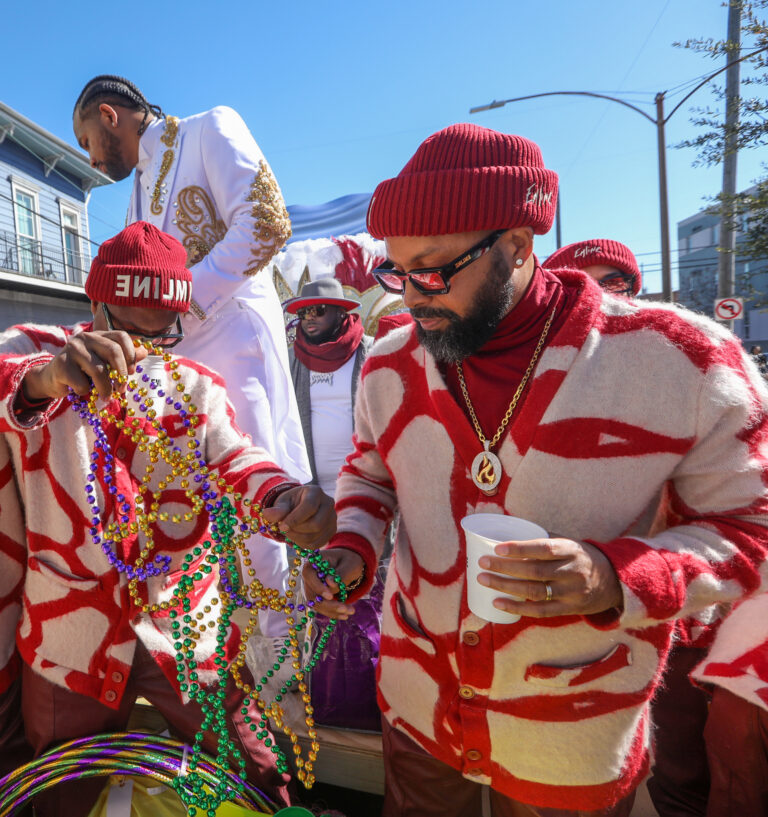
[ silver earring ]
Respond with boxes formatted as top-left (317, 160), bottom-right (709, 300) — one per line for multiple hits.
top-left (515, 258), bottom-right (524, 267)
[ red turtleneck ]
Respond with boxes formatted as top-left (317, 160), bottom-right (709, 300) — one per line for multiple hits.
top-left (441, 264), bottom-right (576, 439)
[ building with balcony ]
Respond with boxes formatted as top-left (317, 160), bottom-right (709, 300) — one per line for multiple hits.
top-left (677, 187), bottom-right (768, 346)
top-left (0, 101), bottom-right (110, 329)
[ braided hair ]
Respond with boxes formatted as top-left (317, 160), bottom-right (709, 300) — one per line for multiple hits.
top-left (74, 75), bottom-right (164, 135)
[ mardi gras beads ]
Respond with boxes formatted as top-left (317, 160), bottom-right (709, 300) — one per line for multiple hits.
top-left (0, 733), bottom-right (277, 817)
top-left (65, 341), bottom-right (347, 814)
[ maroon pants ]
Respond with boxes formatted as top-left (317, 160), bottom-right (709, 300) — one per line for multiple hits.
top-left (704, 686), bottom-right (768, 817)
top-left (381, 719), bottom-right (635, 817)
top-left (0, 675), bottom-right (33, 780)
top-left (20, 643), bottom-right (292, 817)
top-left (647, 645), bottom-right (711, 817)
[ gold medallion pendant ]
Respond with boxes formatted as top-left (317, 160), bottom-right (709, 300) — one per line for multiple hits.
top-left (457, 307), bottom-right (556, 498)
top-left (471, 441), bottom-right (502, 495)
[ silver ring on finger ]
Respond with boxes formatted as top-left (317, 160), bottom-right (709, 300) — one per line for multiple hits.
top-left (544, 582), bottom-right (553, 603)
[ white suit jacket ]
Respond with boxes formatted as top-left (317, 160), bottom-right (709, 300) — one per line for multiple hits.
top-left (126, 107), bottom-right (310, 482)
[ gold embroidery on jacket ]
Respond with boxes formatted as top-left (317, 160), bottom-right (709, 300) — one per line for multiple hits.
top-left (188, 300), bottom-right (207, 321)
top-left (244, 161), bottom-right (292, 276)
top-left (174, 186), bottom-right (227, 266)
top-left (150, 116), bottom-right (179, 216)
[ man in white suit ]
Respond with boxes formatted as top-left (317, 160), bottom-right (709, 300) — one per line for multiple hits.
top-left (73, 75), bottom-right (311, 640)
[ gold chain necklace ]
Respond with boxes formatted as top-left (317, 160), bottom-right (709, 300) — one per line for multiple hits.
top-left (456, 307), bottom-right (556, 495)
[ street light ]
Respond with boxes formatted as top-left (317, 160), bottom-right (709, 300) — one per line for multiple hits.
top-left (469, 46), bottom-right (768, 301)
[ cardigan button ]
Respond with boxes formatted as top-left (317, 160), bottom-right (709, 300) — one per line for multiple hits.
top-left (462, 631), bottom-right (480, 646)
top-left (104, 689), bottom-right (117, 703)
top-left (466, 749), bottom-right (482, 762)
top-left (111, 671), bottom-right (124, 684)
top-left (116, 447), bottom-right (127, 459)
top-left (458, 686), bottom-right (476, 700)
top-left (466, 768), bottom-right (483, 777)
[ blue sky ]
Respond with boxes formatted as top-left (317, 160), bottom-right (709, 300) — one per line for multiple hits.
top-left (3, 0), bottom-right (764, 293)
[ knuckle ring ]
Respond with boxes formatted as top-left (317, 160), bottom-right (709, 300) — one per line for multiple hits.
top-left (544, 582), bottom-right (553, 602)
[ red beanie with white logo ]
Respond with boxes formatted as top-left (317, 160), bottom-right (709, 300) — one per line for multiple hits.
top-left (367, 123), bottom-right (558, 238)
top-left (85, 221), bottom-right (192, 312)
top-left (543, 239), bottom-right (641, 295)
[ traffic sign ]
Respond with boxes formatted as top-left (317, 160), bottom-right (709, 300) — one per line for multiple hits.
top-left (714, 297), bottom-right (744, 321)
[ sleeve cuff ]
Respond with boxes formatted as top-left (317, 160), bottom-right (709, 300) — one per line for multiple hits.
top-left (325, 532), bottom-right (378, 602)
top-left (6, 355), bottom-right (60, 430)
top-left (13, 388), bottom-right (54, 417)
top-left (587, 537), bottom-right (680, 629)
top-left (260, 481), bottom-right (301, 509)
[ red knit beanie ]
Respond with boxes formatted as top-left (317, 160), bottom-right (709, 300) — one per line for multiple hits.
top-left (543, 239), bottom-right (641, 296)
top-left (85, 221), bottom-right (192, 312)
top-left (367, 123), bottom-right (558, 238)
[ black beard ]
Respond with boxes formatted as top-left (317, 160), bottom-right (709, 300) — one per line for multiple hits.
top-left (102, 129), bottom-right (133, 181)
top-left (412, 252), bottom-right (515, 364)
top-left (302, 321), bottom-right (342, 345)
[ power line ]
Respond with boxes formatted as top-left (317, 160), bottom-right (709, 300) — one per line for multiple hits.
top-left (2, 125), bottom-right (124, 240)
top-left (3, 127), bottom-right (104, 202)
top-left (1, 127), bottom-right (124, 244)
top-left (562, 0), bottom-right (672, 177)
top-left (0, 189), bottom-right (99, 248)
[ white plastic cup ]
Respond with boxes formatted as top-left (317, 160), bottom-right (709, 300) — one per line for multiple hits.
top-left (461, 513), bottom-right (548, 624)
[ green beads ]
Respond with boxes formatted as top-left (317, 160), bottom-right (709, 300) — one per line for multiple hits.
top-left (159, 495), bottom-right (347, 814)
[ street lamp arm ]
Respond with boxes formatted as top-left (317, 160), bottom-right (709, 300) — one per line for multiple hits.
top-left (469, 90), bottom-right (657, 124)
top-left (665, 44), bottom-right (768, 123)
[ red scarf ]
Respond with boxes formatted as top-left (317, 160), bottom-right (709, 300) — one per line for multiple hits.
top-left (293, 312), bottom-right (365, 373)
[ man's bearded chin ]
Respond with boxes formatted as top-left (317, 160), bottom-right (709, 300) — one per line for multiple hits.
top-left (302, 316), bottom-right (344, 345)
top-left (412, 254), bottom-right (515, 364)
top-left (102, 130), bottom-right (134, 181)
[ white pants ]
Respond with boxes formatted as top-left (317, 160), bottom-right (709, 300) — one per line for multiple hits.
top-left (177, 280), bottom-right (310, 636)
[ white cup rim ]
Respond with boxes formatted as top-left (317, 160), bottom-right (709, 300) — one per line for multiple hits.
top-left (461, 512), bottom-right (547, 544)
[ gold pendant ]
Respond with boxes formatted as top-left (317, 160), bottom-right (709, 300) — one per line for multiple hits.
top-left (471, 441), bottom-right (502, 495)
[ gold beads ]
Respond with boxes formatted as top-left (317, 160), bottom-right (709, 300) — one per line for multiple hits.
top-left (90, 342), bottom-right (321, 789)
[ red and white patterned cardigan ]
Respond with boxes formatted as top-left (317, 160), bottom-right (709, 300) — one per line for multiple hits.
top-left (0, 322), bottom-right (291, 709)
top-left (327, 271), bottom-right (768, 811)
top-left (693, 591), bottom-right (768, 711)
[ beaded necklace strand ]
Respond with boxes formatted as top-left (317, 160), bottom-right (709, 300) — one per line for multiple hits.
top-left (61, 340), bottom-right (346, 815)
top-left (0, 733), bottom-right (277, 816)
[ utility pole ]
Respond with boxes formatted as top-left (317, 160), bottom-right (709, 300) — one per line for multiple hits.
top-left (718, 0), bottom-right (743, 302)
top-left (469, 41), bottom-right (768, 301)
top-left (656, 92), bottom-right (672, 301)
top-left (555, 193), bottom-right (562, 249)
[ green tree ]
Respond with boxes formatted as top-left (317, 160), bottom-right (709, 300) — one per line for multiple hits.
top-left (676, 1), bottom-right (768, 301)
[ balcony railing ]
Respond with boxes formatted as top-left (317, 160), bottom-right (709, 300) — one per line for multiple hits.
top-left (0, 229), bottom-right (88, 287)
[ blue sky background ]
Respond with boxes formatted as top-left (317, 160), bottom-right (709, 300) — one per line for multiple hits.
top-left (2, 0), bottom-right (764, 293)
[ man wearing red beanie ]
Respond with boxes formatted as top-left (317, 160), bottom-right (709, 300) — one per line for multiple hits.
top-left (303, 123), bottom-right (768, 816)
top-left (0, 222), bottom-right (335, 817)
top-left (543, 239), bottom-right (641, 296)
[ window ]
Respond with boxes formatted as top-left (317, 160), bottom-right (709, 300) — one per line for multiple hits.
top-left (739, 212), bottom-right (750, 234)
top-left (60, 205), bottom-right (83, 284)
top-left (688, 269), bottom-right (702, 292)
top-left (12, 182), bottom-right (41, 277)
top-left (689, 226), bottom-right (712, 251)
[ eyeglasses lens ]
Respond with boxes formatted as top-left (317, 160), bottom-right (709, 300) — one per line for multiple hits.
top-left (376, 273), bottom-right (407, 293)
top-left (298, 305), bottom-right (328, 320)
top-left (374, 269), bottom-right (446, 294)
top-left (600, 274), bottom-right (635, 294)
top-left (410, 271), bottom-right (446, 291)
